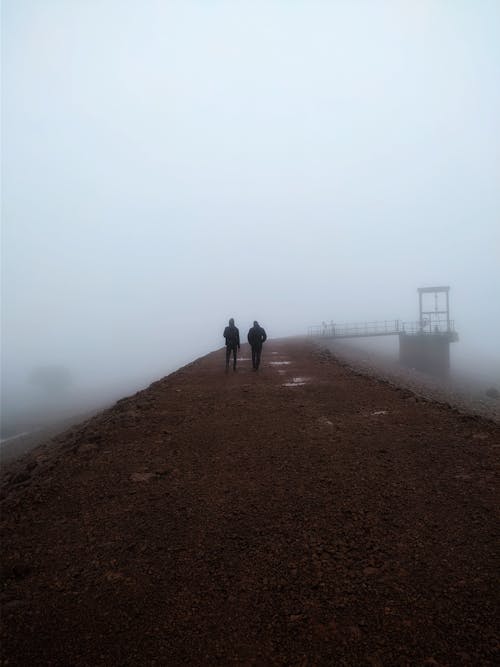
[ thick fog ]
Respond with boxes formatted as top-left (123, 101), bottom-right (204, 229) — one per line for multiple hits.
top-left (1, 1), bottom-right (499, 435)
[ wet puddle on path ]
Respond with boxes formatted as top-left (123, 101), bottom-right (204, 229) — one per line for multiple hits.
top-left (283, 377), bottom-right (309, 387)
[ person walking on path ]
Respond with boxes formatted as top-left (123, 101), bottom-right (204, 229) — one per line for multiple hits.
top-left (223, 318), bottom-right (240, 372)
top-left (247, 320), bottom-right (267, 371)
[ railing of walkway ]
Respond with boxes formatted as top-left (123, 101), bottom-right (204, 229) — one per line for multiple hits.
top-left (308, 319), bottom-right (457, 339)
top-left (308, 320), bottom-right (401, 338)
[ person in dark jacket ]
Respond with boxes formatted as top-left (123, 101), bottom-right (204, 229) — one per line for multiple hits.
top-left (247, 320), bottom-right (267, 370)
top-left (223, 318), bottom-right (240, 372)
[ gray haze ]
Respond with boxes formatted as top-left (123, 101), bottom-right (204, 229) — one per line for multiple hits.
top-left (1, 1), bottom-right (499, 433)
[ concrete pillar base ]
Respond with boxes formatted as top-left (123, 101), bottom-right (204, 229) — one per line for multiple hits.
top-left (399, 333), bottom-right (451, 378)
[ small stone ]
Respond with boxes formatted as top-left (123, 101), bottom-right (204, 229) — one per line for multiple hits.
top-left (79, 443), bottom-right (98, 454)
top-left (11, 471), bottom-right (30, 485)
top-left (130, 472), bottom-right (155, 482)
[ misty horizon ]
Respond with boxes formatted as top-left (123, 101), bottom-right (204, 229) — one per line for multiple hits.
top-left (1, 1), bottom-right (499, 435)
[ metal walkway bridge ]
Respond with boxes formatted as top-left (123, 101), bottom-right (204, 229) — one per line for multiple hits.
top-left (307, 287), bottom-right (459, 377)
top-left (308, 319), bottom-right (457, 340)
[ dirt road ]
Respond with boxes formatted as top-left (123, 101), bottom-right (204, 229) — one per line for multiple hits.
top-left (1, 339), bottom-right (498, 666)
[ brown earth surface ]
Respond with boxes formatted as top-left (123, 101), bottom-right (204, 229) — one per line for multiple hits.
top-left (1, 338), bottom-right (499, 666)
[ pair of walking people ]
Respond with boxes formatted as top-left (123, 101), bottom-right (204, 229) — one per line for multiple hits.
top-left (223, 318), bottom-right (267, 372)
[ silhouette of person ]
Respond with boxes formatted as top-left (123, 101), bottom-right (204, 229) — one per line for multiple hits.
top-left (223, 318), bottom-right (240, 372)
top-left (247, 320), bottom-right (267, 370)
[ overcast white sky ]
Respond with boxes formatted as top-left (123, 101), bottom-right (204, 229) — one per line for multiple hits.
top-left (1, 0), bottom-right (499, 422)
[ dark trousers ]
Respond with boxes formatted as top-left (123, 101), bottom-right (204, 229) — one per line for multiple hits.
top-left (226, 345), bottom-right (237, 370)
top-left (251, 346), bottom-right (262, 370)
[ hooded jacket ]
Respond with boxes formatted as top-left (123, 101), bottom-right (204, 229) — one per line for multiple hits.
top-left (223, 325), bottom-right (240, 348)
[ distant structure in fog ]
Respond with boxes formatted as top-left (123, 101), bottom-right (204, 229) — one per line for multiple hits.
top-left (28, 365), bottom-right (73, 394)
top-left (308, 286), bottom-right (459, 377)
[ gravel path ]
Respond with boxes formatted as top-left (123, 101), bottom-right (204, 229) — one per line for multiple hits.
top-left (1, 339), bottom-right (499, 666)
